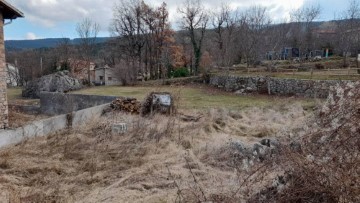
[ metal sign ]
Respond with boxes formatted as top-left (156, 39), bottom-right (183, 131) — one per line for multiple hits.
top-left (153, 94), bottom-right (172, 106)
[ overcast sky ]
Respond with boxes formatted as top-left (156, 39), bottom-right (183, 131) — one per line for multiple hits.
top-left (4, 0), bottom-right (350, 40)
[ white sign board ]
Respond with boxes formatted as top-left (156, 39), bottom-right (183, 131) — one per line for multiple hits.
top-left (153, 94), bottom-right (172, 106)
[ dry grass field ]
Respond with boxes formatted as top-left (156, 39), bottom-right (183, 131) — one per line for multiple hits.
top-left (0, 103), bottom-right (311, 202)
top-left (2, 81), bottom-right (357, 202)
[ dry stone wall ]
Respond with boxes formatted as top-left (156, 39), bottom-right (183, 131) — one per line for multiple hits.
top-left (0, 13), bottom-right (8, 129)
top-left (209, 75), bottom-right (350, 98)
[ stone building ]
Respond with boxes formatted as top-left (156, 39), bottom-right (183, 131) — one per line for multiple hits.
top-left (0, 1), bottom-right (23, 128)
top-left (94, 65), bottom-right (122, 86)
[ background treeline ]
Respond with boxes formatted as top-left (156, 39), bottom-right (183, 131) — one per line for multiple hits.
top-left (5, 0), bottom-right (360, 85)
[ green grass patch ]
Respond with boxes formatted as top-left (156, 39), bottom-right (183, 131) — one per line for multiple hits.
top-left (73, 85), bottom-right (316, 110)
top-left (7, 87), bottom-right (22, 101)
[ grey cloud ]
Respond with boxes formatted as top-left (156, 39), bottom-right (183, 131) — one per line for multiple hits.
top-left (8, 0), bottom-right (116, 29)
top-left (7, 0), bottom-right (304, 30)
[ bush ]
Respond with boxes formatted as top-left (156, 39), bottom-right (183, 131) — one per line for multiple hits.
top-left (315, 63), bottom-right (325, 69)
top-left (297, 66), bottom-right (310, 72)
top-left (172, 67), bottom-right (190, 78)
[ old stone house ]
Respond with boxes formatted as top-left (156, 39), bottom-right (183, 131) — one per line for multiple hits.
top-left (94, 65), bottom-right (121, 86)
top-left (0, 0), bottom-right (23, 129)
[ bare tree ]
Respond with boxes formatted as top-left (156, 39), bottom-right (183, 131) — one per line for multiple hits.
top-left (111, 0), bottom-right (146, 83)
top-left (178, 0), bottom-right (209, 75)
top-left (56, 38), bottom-right (73, 71)
top-left (211, 3), bottom-right (237, 68)
top-left (290, 4), bottom-right (321, 60)
top-left (336, 0), bottom-right (360, 68)
top-left (76, 18), bottom-right (99, 84)
top-left (237, 6), bottom-right (271, 67)
top-left (111, 0), bottom-right (175, 82)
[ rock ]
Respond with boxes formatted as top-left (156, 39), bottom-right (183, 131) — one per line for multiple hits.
top-left (260, 139), bottom-right (271, 147)
top-left (235, 89), bottom-right (246, 95)
top-left (260, 138), bottom-right (279, 148)
top-left (290, 141), bottom-right (302, 152)
top-left (230, 141), bottom-right (246, 153)
top-left (112, 123), bottom-right (128, 134)
top-left (252, 143), bottom-right (267, 161)
top-left (22, 71), bottom-right (82, 98)
top-left (246, 87), bottom-right (255, 92)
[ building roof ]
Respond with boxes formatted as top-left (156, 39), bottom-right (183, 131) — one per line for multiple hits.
top-left (0, 0), bottom-right (24, 19)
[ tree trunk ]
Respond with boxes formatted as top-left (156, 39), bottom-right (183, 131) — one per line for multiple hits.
top-left (194, 48), bottom-right (201, 76)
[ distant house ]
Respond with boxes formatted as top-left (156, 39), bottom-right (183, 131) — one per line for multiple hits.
top-left (6, 63), bottom-right (19, 86)
top-left (0, 0), bottom-right (24, 129)
top-left (94, 65), bottom-right (121, 86)
top-left (58, 59), bottom-right (96, 82)
top-left (280, 47), bottom-right (300, 60)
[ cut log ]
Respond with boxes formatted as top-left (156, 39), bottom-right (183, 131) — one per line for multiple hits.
top-left (110, 97), bottom-right (141, 114)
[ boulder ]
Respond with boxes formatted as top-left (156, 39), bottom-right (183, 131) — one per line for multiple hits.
top-left (22, 71), bottom-right (82, 98)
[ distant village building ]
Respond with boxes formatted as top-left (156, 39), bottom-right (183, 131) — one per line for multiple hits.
top-left (94, 65), bottom-right (121, 86)
top-left (0, 0), bottom-right (23, 129)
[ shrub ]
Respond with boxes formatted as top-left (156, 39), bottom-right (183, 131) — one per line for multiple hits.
top-left (315, 63), bottom-right (325, 69)
top-left (297, 66), bottom-right (310, 72)
top-left (172, 67), bottom-right (190, 78)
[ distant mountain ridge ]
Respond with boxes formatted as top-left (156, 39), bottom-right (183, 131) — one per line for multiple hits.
top-left (4, 20), bottom-right (350, 51)
top-left (5, 37), bottom-right (111, 51)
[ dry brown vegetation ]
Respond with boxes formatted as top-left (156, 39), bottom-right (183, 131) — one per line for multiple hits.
top-left (171, 83), bottom-right (360, 203)
top-left (8, 110), bottom-right (48, 129)
top-left (244, 82), bottom-right (360, 203)
top-left (0, 101), bottom-right (310, 202)
top-left (1, 82), bottom-right (359, 203)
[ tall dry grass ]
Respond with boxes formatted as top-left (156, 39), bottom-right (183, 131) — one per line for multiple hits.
top-left (172, 83), bottom-right (359, 203)
top-left (0, 96), bottom-right (317, 202)
top-left (244, 82), bottom-right (360, 203)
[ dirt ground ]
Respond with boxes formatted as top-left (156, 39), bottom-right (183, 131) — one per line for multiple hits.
top-left (0, 102), bottom-right (312, 202)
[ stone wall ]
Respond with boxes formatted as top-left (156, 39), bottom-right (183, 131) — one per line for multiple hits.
top-left (40, 92), bottom-right (118, 115)
top-left (209, 75), bottom-right (350, 98)
top-left (0, 103), bottom-right (109, 148)
top-left (0, 13), bottom-right (8, 129)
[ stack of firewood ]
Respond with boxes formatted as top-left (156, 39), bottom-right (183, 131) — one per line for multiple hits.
top-left (110, 98), bottom-right (141, 114)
